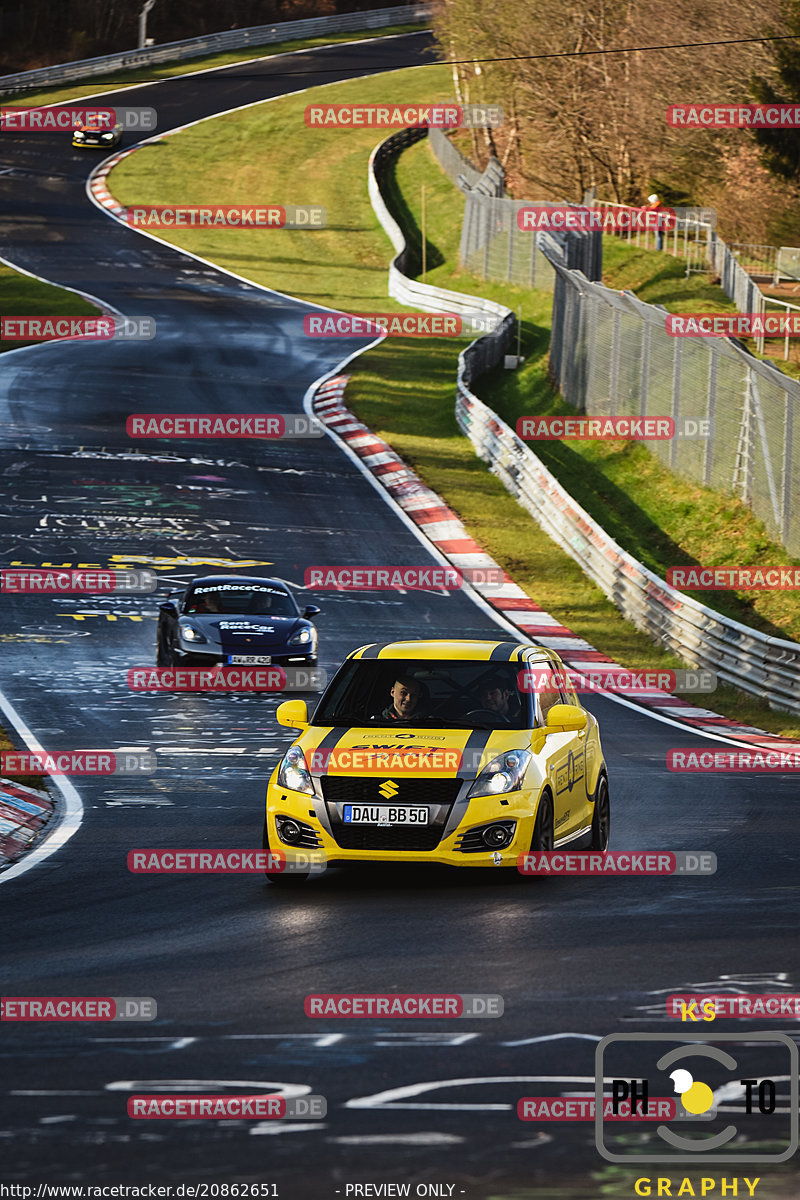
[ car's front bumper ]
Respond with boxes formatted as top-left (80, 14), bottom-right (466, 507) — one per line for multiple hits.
top-left (174, 646), bottom-right (317, 667)
top-left (265, 783), bottom-right (541, 869)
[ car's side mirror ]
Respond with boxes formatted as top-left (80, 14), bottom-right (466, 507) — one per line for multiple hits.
top-left (277, 699), bottom-right (309, 729)
top-left (545, 703), bottom-right (587, 733)
top-left (303, 605), bottom-right (321, 618)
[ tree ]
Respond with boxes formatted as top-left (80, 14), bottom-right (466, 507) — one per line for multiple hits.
top-left (750, 0), bottom-right (800, 180)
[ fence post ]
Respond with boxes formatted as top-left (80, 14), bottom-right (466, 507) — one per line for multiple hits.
top-left (704, 349), bottom-right (717, 486)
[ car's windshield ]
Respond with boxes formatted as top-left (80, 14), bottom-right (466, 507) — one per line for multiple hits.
top-left (183, 583), bottom-right (297, 617)
top-left (313, 659), bottom-right (535, 729)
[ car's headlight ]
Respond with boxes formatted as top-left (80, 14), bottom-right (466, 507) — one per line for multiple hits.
top-left (73, 133), bottom-right (84, 140)
top-left (276, 745), bottom-right (314, 795)
top-left (101, 132), bottom-right (114, 140)
top-left (288, 627), bottom-right (312, 646)
top-left (467, 749), bottom-right (532, 799)
top-left (180, 624), bottom-right (207, 643)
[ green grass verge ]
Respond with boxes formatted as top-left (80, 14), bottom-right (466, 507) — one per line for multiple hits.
top-left (107, 67), bottom-right (800, 737)
top-left (0, 263), bottom-right (103, 353)
top-left (2, 25), bottom-right (429, 109)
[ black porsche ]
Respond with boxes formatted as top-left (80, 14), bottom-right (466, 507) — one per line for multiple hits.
top-left (156, 575), bottom-right (320, 668)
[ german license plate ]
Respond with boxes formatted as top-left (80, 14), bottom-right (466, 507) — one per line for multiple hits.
top-left (343, 805), bottom-right (428, 825)
top-left (228, 654), bottom-right (272, 665)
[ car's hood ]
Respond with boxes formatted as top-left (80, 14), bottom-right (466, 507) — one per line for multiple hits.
top-left (180, 614), bottom-right (303, 647)
top-left (296, 726), bottom-right (534, 780)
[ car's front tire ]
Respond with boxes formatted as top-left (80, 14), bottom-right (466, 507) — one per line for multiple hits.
top-left (156, 624), bottom-right (176, 667)
top-left (589, 773), bottom-right (611, 850)
top-left (531, 790), bottom-right (554, 852)
top-left (262, 818), bottom-right (309, 886)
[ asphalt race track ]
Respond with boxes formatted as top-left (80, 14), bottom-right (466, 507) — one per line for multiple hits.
top-left (1, 29), bottom-right (799, 1198)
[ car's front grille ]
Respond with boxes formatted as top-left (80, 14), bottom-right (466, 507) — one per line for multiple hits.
top-left (321, 777), bottom-right (461, 807)
top-left (321, 776), bottom-right (462, 852)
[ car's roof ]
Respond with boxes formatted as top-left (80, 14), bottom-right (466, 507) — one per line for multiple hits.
top-left (187, 575), bottom-right (290, 590)
top-left (347, 639), bottom-right (555, 662)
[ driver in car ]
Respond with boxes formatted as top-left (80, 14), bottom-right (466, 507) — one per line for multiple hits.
top-left (379, 674), bottom-right (427, 722)
top-left (478, 674), bottom-right (520, 721)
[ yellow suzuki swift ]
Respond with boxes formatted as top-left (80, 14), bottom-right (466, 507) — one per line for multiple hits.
top-left (263, 639), bottom-right (610, 883)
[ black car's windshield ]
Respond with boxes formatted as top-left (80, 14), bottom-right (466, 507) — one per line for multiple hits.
top-left (313, 659), bottom-right (533, 729)
top-left (183, 583), bottom-right (297, 617)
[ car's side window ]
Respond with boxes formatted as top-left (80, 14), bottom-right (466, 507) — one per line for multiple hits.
top-left (533, 662), bottom-right (563, 726)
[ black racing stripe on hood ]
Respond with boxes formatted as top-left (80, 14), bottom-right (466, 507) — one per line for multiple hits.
top-left (307, 726), bottom-right (349, 778)
top-left (457, 728), bottom-right (493, 780)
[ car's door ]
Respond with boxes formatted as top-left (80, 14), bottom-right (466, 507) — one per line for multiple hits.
top-left (529, 659), bottom-right (589, 841)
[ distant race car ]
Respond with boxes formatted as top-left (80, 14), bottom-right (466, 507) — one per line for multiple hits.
top-left (156, 575), bottom-right (320, 668)
top-left (72, 120), bottom-right (123, 150)
top-left (263, 637), bottom-right (610, 884)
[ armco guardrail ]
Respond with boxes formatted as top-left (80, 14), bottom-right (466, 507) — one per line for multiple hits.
top-left (0, 5), bottom-right (431, 95)
top-left (368, 128), bottom-right (514, 352)
top-left (455, 388), bottom-right (800, 717)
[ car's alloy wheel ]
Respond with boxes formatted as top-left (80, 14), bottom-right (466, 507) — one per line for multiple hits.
top-left (531, 791), bottom-right (554, 852)
top-left (589, 774), bottom-right (610, 850)
top-left (262, 818), bottom-right (309, 886)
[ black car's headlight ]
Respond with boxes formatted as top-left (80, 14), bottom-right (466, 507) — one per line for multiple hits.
top-left (101, 132), bottom-right (114, 140)
top-left (467, 750), bottom-right (532, 799)
top-left (276, 746), bottom-right (314, 795)
top-left (73, 132), bottom-right (84, 140)
top-left (288, 627), bottom-right (312, 646)
top-left (180, 623), bottom-right (207, 644)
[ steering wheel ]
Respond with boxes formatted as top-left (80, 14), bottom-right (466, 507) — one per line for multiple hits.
top-left (465, 707), bottom-right (511, 725)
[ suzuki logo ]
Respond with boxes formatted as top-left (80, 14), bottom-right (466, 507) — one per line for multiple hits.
top-left (378, 780), bottom-right (399, 799)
